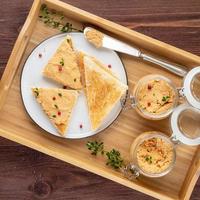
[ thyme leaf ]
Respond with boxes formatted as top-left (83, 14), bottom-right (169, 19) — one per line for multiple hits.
top-left (33, 88), bottom-right (39, 97)
top-left (145, 155), bottom-right (153, 164)
top-left (162, 96), bottom-right (170, 102)
top-left (60, 58), bottom-right (64, 66)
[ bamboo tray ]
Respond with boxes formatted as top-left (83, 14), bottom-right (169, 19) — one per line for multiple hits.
top-left (1, 0), bottom-right (200, 199)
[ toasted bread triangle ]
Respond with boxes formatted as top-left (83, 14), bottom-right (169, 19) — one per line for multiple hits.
top-left (83, 55), bottom-right (128, 130)
top-left (43, 36), bottom-right (82, 89)
top-left (76, 51), bottom-right (119, 87)
top-left (32, 88), bottom-right (78, 136)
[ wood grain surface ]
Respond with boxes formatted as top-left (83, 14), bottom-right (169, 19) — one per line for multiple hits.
top-left (0, 0), bottom-right (200, 199)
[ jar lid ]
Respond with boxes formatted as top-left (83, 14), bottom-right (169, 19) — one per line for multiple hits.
top-left (171, 103), bottom-right (200, 145)
top-left (184, 67), bottom-right (200, 110)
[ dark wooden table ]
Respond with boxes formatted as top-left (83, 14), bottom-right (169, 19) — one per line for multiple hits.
top-left (1, 0), bottom-right (200, 199)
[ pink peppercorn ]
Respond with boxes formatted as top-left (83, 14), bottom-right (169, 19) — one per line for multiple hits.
top-left (147, 84), bottom-right (152, 90)
top-left (58, 66), bottom-right (62, 72)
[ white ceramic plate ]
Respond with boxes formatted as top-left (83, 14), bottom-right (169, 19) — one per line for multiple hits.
top-left (21, 33), bottom-right (128, 139)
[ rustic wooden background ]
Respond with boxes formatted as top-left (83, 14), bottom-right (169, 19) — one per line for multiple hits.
top-left (1, 0), bottom-right (200, 199)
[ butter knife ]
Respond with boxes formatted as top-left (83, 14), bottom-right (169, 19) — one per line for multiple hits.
top-left (84, 27), bottom-right (187, 77)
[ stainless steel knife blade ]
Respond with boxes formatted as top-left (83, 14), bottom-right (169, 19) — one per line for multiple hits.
top-left (102, 35), bottom-right (141, 57)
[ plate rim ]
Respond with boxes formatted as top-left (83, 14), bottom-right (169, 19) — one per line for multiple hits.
top-left (20, 32), bottom-right (129, 139)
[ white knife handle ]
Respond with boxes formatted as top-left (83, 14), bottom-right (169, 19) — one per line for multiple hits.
top-left (140, 53), bottom-right (187, 77)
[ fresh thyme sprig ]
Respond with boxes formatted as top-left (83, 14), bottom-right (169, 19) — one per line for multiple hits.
top-left (106, 149), bottom-right (124, 169)
top-left (39, 4), bottom-right (83, 33)
top-left (86, 141), bottom-right (124, 169)
top-left (86, 141), bottom-right (104, 155)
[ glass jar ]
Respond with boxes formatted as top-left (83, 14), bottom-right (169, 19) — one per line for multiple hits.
top-left (122, 67), bottom-right (200, 120)
top-left (122, 102), bottom-right (200, 179)
top-left (132, 74), bottom-right (178, 120)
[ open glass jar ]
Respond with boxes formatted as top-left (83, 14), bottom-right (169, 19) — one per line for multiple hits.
top-left (122, 103), bottom-right (200, 179)
top-left (123, 66), bottom-right (200, 120)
